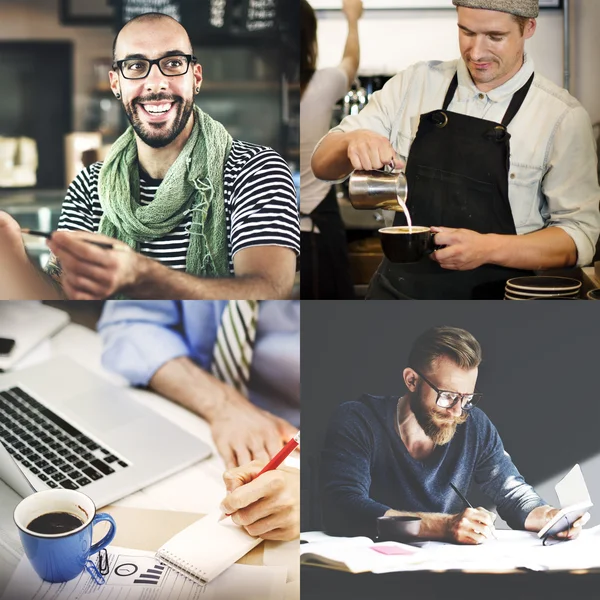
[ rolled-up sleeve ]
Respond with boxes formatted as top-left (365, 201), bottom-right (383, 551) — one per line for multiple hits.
top-left (542, 106), bottom-right (600, 266)
top-left (98, 301), bottom-right (189, 387)
top-left (311, 73), bottom-right (406, 184)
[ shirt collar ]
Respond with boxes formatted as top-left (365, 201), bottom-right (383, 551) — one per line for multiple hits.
top-left (456, 53), bottom-right (535, 103)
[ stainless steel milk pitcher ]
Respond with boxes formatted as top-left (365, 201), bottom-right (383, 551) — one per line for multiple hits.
top-left (347, 170), bottom-right (408, 210)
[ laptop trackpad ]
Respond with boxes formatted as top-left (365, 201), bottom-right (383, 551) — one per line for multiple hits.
top-left (63, 385), bottom-right (147, 435)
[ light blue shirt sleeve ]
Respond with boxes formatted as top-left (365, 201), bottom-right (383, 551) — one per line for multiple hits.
top-left (98, 300), bottom-right (193, 387)
top-left (98, 300), bottom-right (299, 427)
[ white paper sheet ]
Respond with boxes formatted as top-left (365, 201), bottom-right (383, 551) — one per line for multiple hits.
top-left (301, 529), bottom-right (600, 574)
top-left (1, 546), bottom-right (287, 600)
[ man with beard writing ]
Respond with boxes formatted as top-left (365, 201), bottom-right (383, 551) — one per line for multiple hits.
top-left (0, 12), bottom-right (299, 300)
top-left (319, 326), bottom-right (588, 544)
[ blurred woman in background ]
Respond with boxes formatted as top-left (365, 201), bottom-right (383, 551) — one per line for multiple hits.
top-left (300, 0), bottom-right (363, 299)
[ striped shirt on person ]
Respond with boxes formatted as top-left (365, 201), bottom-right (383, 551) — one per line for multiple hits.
top-left (56, 140), bottom-right (300, 274)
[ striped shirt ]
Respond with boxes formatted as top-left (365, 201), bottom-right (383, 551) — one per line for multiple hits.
top-left (57, 140), bottom-right (300, 274)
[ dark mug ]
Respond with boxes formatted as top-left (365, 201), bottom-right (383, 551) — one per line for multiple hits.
top-left (376, 516), bottom-right (421, 542)
top-left (379, 226), bottom-right (434, 263)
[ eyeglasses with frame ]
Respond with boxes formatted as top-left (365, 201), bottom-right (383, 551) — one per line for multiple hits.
top-left (113, 54), bottom-right (197, 80)
top-left (413, 368), bottom-right (482, 411)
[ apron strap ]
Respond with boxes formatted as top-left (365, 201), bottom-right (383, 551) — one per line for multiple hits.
top-left (442, 71), bottom-right (535, 127)
top-left (501, 73), bottom-right (535, 127)
top-left (442, 73), bottom-right (459, 111)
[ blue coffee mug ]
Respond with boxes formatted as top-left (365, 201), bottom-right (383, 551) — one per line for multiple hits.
top-left (14, 489), bottom-right (116, 583)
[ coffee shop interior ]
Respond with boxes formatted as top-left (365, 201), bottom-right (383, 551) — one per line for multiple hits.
top-left (0, 0), bottom-right (299, 269)
top-left (305, 0), bottom-right (600, 299)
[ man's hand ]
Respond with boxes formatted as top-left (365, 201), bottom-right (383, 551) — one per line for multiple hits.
top-left (210, 399), bottom-right (297, 469)
top-left (430, 227), bottom-right (493, 271)
top-left (47, 231), bottom-right (142, 299)
top-left (346, 130), bottom-right (404, 172)
top-left (445, 507), bottom-right (497, 545)
top-left (546, 510), bottom-right (590, 541)
top-left (220, 461), bottom-right (299, 541)
top-left (526, 505), bottom-right (591, 541)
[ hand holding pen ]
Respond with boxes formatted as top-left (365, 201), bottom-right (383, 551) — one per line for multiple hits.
top-left (24, 228), bottom-right (139, 300)
top-left (21, 229), bottom-right (129, 251)
top-left (218, 432), bottom-right (300, 541)
top-left (450, 482), bottom-right (498, 544)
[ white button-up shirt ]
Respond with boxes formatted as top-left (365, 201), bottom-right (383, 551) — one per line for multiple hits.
top-left (328, 55), bottom-right (600, 266)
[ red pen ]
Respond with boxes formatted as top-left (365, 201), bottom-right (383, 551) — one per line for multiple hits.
top-left (219, 431), bottom-right (300, 521)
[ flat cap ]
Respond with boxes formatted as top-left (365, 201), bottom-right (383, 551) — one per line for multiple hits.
top-left (452, 0), bottom-right (539, 18)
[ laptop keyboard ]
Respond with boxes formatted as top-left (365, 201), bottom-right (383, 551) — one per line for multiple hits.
top-left (0, 386), bottom-right (129, 490)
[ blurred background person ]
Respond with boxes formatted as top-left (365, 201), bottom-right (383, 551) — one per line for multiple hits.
top-left (300, 0), bottom-right (363, 299)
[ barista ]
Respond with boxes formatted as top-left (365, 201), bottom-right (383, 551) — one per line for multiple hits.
top-left (312, 0), bottom-right (600, 300)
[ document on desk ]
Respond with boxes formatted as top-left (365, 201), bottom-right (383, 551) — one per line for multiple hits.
top-left (301, 529), bottom-right (600, 574)
top-left (300, 536), bottom-right (422, 573)
top-left (1, 546), bottom-right (287, 600)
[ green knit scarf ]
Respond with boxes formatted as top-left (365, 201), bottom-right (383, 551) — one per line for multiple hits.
top-left (98, 105), bottom-right (232, 277)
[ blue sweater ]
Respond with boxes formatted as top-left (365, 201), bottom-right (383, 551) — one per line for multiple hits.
top-left (320, 395), bottom-right (546, 537)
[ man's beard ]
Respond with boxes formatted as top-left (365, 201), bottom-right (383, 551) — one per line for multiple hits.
top-left (123, 93), bottom-right (194, 149)
top-left (409, 386), bottom-right (468, 446)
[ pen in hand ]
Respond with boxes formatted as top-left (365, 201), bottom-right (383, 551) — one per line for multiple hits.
top-left (21, 229), bottom-right (128, 251)
top-left (450, 481), bottom-right (498, 541)
top-left (219, 431), bottom-right (300, 522)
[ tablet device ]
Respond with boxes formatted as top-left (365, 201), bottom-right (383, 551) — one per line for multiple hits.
top-left (537, 464), bottom-right (593, 539)
top-left (537, 501), bottom-right (592, 539)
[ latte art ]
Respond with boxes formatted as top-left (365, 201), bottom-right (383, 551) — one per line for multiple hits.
top-left (380, 226), bottom-right (430, 234)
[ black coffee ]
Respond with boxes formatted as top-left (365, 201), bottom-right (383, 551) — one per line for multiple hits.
top-left (28, 512), bottom-right (83, 535)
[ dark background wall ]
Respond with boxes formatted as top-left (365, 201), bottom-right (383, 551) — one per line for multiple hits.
top-left (301, 300), bottom-right (600, 530)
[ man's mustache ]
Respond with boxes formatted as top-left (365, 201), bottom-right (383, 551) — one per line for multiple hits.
top-left (132, 94), bottom-right (180, 105)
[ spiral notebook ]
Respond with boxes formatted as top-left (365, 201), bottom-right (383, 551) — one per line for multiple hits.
top-left (155, 510), bottom-right (263, 584)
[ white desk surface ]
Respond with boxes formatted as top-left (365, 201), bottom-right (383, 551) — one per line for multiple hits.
top-left (4, 322), bottom-right (300, 599)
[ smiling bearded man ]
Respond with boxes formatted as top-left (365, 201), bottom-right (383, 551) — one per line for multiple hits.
top-left (0, 12), bottom-right (299, 301)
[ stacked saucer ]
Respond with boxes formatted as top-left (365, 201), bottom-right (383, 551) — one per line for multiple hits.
top-left (504, 276), bottom-right (581, 300)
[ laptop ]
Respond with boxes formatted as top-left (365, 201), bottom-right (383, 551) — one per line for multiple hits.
top-left (0, 355), bottom-right (212, 549)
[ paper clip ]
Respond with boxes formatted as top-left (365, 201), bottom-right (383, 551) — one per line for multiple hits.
top-left (85, 560), bottom-right (106, 585)
top-left (98, 548), bottom-right (109, 575)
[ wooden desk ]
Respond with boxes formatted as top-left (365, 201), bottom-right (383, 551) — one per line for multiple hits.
top-left (302, 564), bottom-right (600, 600)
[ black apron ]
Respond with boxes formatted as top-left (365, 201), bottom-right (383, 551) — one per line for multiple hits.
top-left (301, 186), bottom-right (355, 299)
top-left (366, 72), bottom-right (535, 300)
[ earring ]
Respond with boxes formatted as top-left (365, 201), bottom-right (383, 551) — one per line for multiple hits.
top-left (115, 92), bottom-right (121, 99)
top-left (195, 87), bottom-right (200, 93)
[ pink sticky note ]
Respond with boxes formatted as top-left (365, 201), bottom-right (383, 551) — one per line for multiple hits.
top-left (370, 544), bottom-right (415, 556)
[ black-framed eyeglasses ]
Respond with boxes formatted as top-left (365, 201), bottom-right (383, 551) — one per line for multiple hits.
top-left (113, 54), bottom-right (197, 80)
top-left (413, 369), bottom-right (482, 411)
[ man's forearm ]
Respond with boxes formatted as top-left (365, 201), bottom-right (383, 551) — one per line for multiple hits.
top-left (486, 227), bottom-right (578, 270)
top-left (384, 508), bottom-right (450, 540)
top-left (126, 257), bottom-right (292, 300)
top-left (149, 356), bottom-right (239, 422)
top-left (311, 132), bottom-right (354, 181)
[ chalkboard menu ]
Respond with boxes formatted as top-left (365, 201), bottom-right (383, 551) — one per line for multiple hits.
top-left (115, 0), bottom-right (284, 40)
top-left (244, 0), bottom-right (277, 34)
top-left (119, 0), bottom-right (181, 23)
